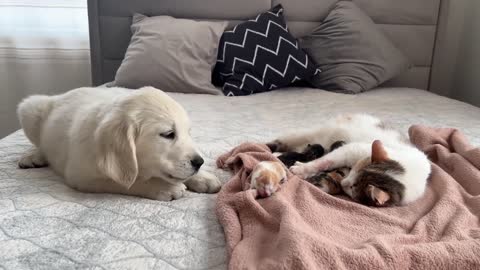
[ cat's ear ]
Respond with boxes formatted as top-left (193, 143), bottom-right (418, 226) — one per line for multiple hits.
top-left (366, 184), bottom-right (390, 206)
top-left (371, 140), bottom-right (389, 163)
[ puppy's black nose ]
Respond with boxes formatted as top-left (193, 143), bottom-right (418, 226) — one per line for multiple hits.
top-left (190, 155), bottom-right (204, 170)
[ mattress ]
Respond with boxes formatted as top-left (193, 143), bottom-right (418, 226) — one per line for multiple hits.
top-left (1, 87), bottom-right (480, 269)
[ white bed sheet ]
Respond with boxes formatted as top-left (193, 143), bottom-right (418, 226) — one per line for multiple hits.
top-left (1, 87), bottom-right (480, 269)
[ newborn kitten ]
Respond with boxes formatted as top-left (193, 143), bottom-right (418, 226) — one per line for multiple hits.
top-left (275, 141), bottom-right (349, 194)
top-left (250, 161), bottom-right (286, 198)
top-left (306, 167), bottom-right (350, 195)
top-left (268, 114), bottom-right (431, 206)
top-left (275, 144), bottom-right (325, 167)
top-left (273, 141), bottom-right (345, 168)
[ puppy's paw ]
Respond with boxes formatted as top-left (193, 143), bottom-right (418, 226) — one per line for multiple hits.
top-left (18, 150), bottom-right (48, 169)
top-left (186, 171), bottom-right (222, 193)
top-left (152, 184), bottom-right (186, 201)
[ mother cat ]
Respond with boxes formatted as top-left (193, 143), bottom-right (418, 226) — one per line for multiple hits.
top-left (268, 114), bottom-right (431, 206)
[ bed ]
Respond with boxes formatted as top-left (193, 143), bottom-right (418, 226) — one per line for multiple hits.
top-left (1, 0), bottom-right (479, 269)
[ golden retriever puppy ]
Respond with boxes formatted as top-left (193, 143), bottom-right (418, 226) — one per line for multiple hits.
top-left (17, 86), bottom-right (221, 200)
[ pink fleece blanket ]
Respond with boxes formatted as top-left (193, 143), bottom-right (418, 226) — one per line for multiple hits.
top-left (216, 126), bottom-right (480, 269)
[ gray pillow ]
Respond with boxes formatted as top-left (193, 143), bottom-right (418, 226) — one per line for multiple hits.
top-left (300, 1), bottom-right (411, 94)
top-left (114, 14), bottom-right (228, 95)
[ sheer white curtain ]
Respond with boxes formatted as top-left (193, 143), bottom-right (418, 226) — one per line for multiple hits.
top-left (0, 0), bottom-right (91, 138)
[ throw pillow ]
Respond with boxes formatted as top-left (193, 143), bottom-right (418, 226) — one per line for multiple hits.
top-left (114, 14), bottom-right (227, 95)
top-left (212, 5), bottom-right (320, 96)
top-left (300, 1), bottom-right (411, 94)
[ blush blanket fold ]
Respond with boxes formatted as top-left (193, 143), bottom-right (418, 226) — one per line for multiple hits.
top-left (215, 126), bottom-right (480, 270)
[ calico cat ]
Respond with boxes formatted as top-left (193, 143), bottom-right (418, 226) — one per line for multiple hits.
top-left (268, 114), bottom-right (431, 206)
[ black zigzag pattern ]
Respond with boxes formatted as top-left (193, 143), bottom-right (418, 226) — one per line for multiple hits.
top-left (212, 4), bottom-right (320, 96)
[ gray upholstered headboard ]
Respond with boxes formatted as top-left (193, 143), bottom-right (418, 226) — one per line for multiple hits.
top-left (88, 0), bottom-right (457, 93)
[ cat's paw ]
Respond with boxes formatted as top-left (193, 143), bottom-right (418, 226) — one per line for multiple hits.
top-left (294, 161), bottom-right (305, 166)
top-left (290, 164), bottom-right (315, 179)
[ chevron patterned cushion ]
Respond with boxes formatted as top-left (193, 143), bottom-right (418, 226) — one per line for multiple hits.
top-left (212, 5), bottom-right (320, 96)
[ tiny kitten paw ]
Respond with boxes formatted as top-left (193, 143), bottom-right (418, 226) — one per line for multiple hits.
top-left (290, 165), bottom-right (315, 179)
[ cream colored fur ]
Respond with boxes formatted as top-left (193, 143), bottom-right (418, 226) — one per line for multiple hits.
top-left (17, 86), bottom-right (221, 200)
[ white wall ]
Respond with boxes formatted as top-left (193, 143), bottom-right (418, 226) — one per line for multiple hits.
top-left (0, 1), bottom-right (91, 139)
top-left (451, 0), bottom-right (480, 107)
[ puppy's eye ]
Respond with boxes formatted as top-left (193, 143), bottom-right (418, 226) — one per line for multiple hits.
top-left (160, 131), bottom-right (175, 140)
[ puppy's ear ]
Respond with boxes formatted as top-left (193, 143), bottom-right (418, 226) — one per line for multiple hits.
top-left (371, 140), bottom-right (389, 163)
top-left (95, 113), bottom-right (138, 189)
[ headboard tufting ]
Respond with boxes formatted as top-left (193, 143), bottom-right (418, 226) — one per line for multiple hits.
top-left (88, 0), bottom-right (455, 93)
